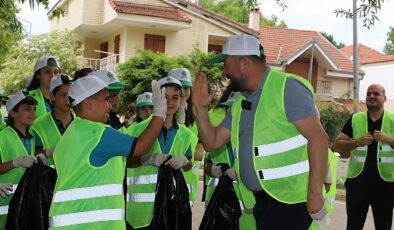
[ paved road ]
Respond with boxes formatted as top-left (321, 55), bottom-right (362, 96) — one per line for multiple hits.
top-left (191, 181), bottom-right (388, 230)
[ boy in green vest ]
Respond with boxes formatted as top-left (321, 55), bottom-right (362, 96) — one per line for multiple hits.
top-left (0, 90), bottom-right (46, 228)
top-left (48, 75), bottom-right (167, 229)
top-left (33, 74), bottom-right (73, 167)
top-left (125, 76), bottom-right (195, 229)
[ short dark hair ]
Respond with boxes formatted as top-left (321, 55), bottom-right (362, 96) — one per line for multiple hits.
top-left (73, 68), bottom-right (94, 80)
top-left (52, 74), bottom-right (72, 95)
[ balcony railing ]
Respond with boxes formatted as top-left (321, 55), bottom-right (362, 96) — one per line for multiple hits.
top-left (84, 54), bottom-right (118, 71)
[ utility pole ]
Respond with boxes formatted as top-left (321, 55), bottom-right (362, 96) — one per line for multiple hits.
top-left (353, 0), bottom-right (360, 113)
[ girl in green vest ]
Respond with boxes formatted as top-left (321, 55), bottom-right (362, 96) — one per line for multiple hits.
top-left (168, 68), bottom-right (203, 204)
top-left (33, 74), bottom-right (73, 167)
top-left (26, 56), bottom-right (61, 118)
top-left (125, 77), bottom-right (194, 230)
top-left (0, 91), bottom-right (47, 228)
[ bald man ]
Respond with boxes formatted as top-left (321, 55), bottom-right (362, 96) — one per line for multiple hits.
top-left (334, 84), bottom-right (394, 230)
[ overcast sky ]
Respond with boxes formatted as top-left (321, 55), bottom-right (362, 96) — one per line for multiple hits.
top-left (17, 0), bottom-right (394, 52)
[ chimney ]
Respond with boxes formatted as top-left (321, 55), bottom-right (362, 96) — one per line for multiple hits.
top-left (249, 8), bottom-right (260, 31)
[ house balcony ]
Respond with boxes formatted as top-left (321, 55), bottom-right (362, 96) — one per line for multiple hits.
top-left (84, 54), bottom-right (118, 72)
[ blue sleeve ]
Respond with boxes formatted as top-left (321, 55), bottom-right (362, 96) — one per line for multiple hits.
top-left (90, 127), bottom-right (136, 167)
top-left (185, 144), bottom-right (192, 159)
top-left (33, 131), bottom-right (43, 148)
top-left (284, 78), bottom-right (318, 122)
top-left (220, 108), bottom-right (232, 130)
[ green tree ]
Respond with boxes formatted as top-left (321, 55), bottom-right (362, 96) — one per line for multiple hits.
top-left (260, 14), bottom-right (287, 28)
top-left (116, 46), bottom-right (226, 111)
top-left (0, 30), bottom-right (84, 95)
top-left (320, 32), bottom-right (346, 49)
top-left (383, 27), bottom-right (394, 55)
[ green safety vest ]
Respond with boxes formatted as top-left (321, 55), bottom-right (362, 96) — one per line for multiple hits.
top-left (29, 88), bottom-right (50, 118)
top-left (205, 108), bottom-right (256, 229)
top-left (48, 117), bottom-right (125, 229)
top-left (348, 111), bottom-right (394, 181)
top-left (32, 113), bottom-right (63, 167)
top-left (231, 69), bottom-right (314, 204)
top-left (183, 122), bottom-right (199, 204)
top-left (0, 126), bottom-right (35, 228)
top-left (125, 118), bottom-right (194, 229)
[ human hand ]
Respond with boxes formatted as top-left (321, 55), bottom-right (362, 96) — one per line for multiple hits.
top-left (36, 153), bottom-right (48, 165)
top-left (372, 130), bottom-right (392, 143)
top-left (45, 149), bottom-right (54, 158)
top-left (192, 73), bottom-right (212, 109)
top-left (13, 155), bottom-right (36, 168)
top-left (310, 200), bottom-right (330, 230)
top-left (210, 164), bottom-right (222, 178)
top-left (176, 101), bottom-right (187, 124)
top-left (225, 168), bottom-right (237, 180)
top-left (151, 80), bottom-right (167, 119)
top-left (355, 133), bottom-right (374, 147)
top-left (0, 183), bottom-right (13, 198)
top-left (307, 192), bottom-right (325, 215)
top-left (165, 156), bottom-right (189, 169)
top-left (141, 154), bottom-right (167, 167)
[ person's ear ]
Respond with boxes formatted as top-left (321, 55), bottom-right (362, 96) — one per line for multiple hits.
top-left (9, 110), bottom-right (17, 118)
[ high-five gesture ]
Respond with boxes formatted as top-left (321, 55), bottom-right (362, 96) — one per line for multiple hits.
top-left (192, 73), bottom-right (212, 109)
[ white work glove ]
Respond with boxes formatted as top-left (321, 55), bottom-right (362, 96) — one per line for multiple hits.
top-left (141, 154), bottom-right (167, 167)
top-left (225, 168), bottom-right (237, 181)
top-left (165, 156), bottom-right (189, 170)
top-left (0, 183), bottom-right (13, 198)
top-left (36, 153), bottom-right (48, 165)
top-left (211, 164), bottom-right (223, 178)
top-left (13, 155), bottom-right (36, 168)
top-left (176, 101), bottom-right (187, 124)
top-left (45, 149), bottom-right (54, 158)
top-left (310, 201), bottom-right (330, 230)
top-left (151, 80), bottom-right (167, 119)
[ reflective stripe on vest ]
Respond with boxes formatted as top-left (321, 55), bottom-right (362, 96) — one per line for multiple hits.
top-left (52, 184), bottom-right (123, 203)
top-left (350, 156), bottom-right (366, 163)
top-left (354, 146), bottom-right (368, 151)
top-left (379, 157), bottom-right (394, 163)
top-left (127, 193), bottom-right (155, 202)
top-left (255, 134), bottom-right (308, 157)
top-left (127, 175), bottom-right (157, 185)
top-left (50, 208), bottom-right (124, 227)
top-left (380, 145), bottom-right (394, 152)
top-left (326, 196), bottom-right (335, 205)
top-left (256, 160), bottom-right (309, 181)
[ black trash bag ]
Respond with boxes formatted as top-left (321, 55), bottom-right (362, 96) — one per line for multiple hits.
top-left (150, 163), bottom-right (191, 230)
top-left (6, 159), bottom-right (57, 230)
top-left (199, 163), bottom-right (242, 230)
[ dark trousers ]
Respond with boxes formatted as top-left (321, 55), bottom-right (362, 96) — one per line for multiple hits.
top-left (345, 177), bottom-right (394, 230)
top-left (253, 190), bottom-right (312, 230)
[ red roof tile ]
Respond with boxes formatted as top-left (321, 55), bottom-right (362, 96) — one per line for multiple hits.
top-left (260, 26), bottom-right (354, 73)
top-left (109, 0), bottom-right (192, 23)
top-left (340, 44), bottom-right (394, 65)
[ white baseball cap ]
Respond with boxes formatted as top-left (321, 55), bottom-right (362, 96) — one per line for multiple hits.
top-left (89, 70), bottom-right (126, 90)
top-left (167, 68), bottom-right (193, 87)
top-left (49, 74), bottom-right (72, 93)
top-left (68, 75), bottom-right (108, 107)
top-left (208, 34), bottom-right (264, 63)
top-left (136, 92), bottom-right (153, 108)
top-left (34, 56), bottom-right (61, 72)
top-left (220, 91), bottom-right (241, 106)
top-left (158, 76), bottom-right (183, 89)
top-left (6, 90), bottom-right (37, 113)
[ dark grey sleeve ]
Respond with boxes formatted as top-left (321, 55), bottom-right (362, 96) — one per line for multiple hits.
top-left (220, 108), bottom-right (232, 130)
top-left (284, 78), bottom-right (318, 122)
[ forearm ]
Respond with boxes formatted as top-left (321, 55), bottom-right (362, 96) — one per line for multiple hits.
top-left (127, 155), bottom-right (142, 168)
top-left (307, 133), bottom-right (328, 198)
top-left (0, 161), bottom-right (15, 174)
top-left (133, 116), bottom-right (163, 157)
top-left (194, 143), bottom-right (204, 161)
top-left (333, 139), bottom-right (357, 156)
top-left (205, 162), bottom-right (213, 177)
top-left (195, 106), bottom-right (222, 151)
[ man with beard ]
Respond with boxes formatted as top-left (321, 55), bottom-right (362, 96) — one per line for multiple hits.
top-left (193, 34), bottom-right (329, 230)
top-left (334, 84), bottom-right (394, 230)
